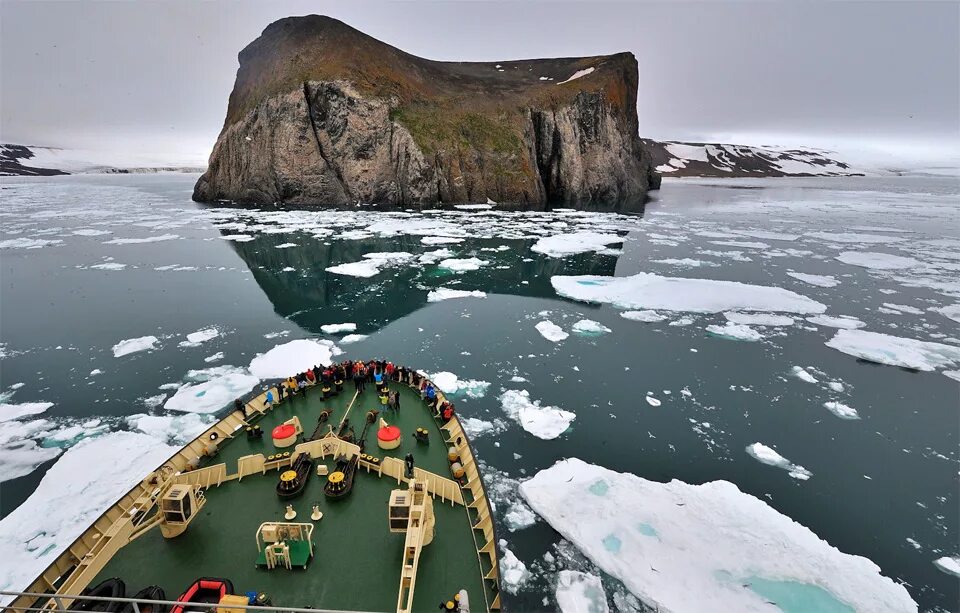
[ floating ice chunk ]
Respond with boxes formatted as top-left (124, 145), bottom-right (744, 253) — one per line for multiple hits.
top-left (275, 243), bottom-right (298, 248)
top-left (112, 335), bottom-right (158, 357)
top-left (420, 236), bottom-right (464, 245)
top-left (531, 232), bottom-right (623, 257)
top-left (652, 258), bottom-right (717, 267)
top-left (791, 366), bottom-right (818, 384)
top-left (460, 417), bottom-right (506, 438)
top-left (723, 312), bottom-right (795, 326)
top-left (827, 381), bottom-right (845, 392)
top-left (536, 321), bottom-right (569, 342)
top-left (178, 327), bottom-right (220, 347)
top-left (501, 389), bottom-right (575, 439)
top-left (882, 303), bottom-right (923, 315)
top-left (0, 432), bottom-right (178, 603)
top-left (806, 315), bottom-right (866, 329)
top-left (0, 238), bottom-right (64, 249)
top-left (320, 322), bottom-right (357, 334)
top-left (498, 540), bottom-right (531, 594)
top-left (0, 433), bottom-right (61, 483)
top-left (932, 304), bottom-right (960, 324)
top-left (89, 262), bottom-right (126, 271)
top-left (504, 503), bottom-right (538, 532)
top-left (326, 252), bottom-right (414, 277)
top-left (552, 273), bottom-right (825, 314)
top-left (248, 339), bottom-right (338, 379)
top-left (339, 334), bottom-right (367, 344)
top-left (519, 458), bottom-right (917, 613)
top-left (823, 401), bottom-right (860, 420)
top-left (555, 570), bottom-right (609, 613)
top-left (427, 372), bottom-right (491, 398)
top-left (706, 323), bottom-right (762, 342)
top-left (645, 396), bottom-right (661, 407)
top-left (786, 272), bottom-right (840, 288)
top-left (71, 228), bottom-right (112, 236)
top-left (944, 370), bottom-right (960, 382)
top-left (220, 234), bottom-right (254, 242)
top-left (572, 319), bottom-right (611, 335)
top-left (933, 555), bottom-right (960, 577)
top-left (427, 288), bottom-right (487, 302)
top-left (0, 401), bottom-right (54, 422)
top-left (556, 66), bottom-right (595, 85)
top-left (807, 232), bottom-right (904, 244)
top-left (825, 329), bottom-right (960, 372)
top-left (710, 240), bottom-right (770, 249)
top-left (104, 233), bottom-right (179, 245)
top-left (835, 251), bottom-right (919, 270)
top-left (418, 248), bottom-right (454, 265)
top-left (620, 310), bottom-right (667, 323)
top-left (746, 443), bottom-right (812, 480)
top-left (127, 412), bottom-right (214, 444)
top-left (163, 366), bottom-right (259, 414)
top-left (438, 257), bottom-right (489, 272)
top-left (89, 369), bottom-right (102, 376)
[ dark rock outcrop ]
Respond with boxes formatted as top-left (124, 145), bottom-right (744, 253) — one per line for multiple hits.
top-left (194, 15), bottom-right (659, 209)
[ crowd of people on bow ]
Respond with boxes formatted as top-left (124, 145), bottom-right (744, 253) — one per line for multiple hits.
top-left (238, 359), bottom-right (458, 423)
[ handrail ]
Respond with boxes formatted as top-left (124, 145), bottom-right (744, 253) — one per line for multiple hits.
top-left (0, 590), bottom-right (376, 613)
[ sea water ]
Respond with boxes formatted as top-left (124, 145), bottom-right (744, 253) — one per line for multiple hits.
top-left (0, 173), bottom-right (957, 611)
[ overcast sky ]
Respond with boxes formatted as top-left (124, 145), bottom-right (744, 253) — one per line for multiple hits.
top-left (1, 0), bottom-right (957, 165)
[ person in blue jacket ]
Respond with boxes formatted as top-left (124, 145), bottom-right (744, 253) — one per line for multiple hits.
top-left (264, 388), bottom-right (274, 409)
top-left (425, 383), bottom-right (436, 409)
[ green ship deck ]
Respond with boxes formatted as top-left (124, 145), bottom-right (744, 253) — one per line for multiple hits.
top-left (11, 369), bottom-right (501, 613)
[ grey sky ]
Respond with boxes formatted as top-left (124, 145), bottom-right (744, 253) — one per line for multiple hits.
top-left (2, 0), bottom-right (957, 164)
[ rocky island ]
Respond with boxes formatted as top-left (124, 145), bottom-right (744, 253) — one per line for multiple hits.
top-left (193, 15), bottom-right (660, 209)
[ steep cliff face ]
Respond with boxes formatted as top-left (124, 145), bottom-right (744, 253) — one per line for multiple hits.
top-left (194, 15), bottom-right (660, 209)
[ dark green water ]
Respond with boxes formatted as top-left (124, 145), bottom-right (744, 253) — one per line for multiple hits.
top-left (0, 174), bottom-right (957, 611)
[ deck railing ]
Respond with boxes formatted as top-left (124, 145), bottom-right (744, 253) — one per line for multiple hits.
top-left (0, 590), bottom-right (374, 613)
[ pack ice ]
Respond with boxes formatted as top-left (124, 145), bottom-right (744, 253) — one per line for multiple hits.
top-left (519, 458), bottom-right (916, 613)
top-left (552, 273), bottom-right (825, 314)
top-left (825, 329), bottom-right (960, 372)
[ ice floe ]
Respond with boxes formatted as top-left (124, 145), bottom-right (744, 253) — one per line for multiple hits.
top-left (571, 319), bottom-right (611, 335)
top-left (531, 232), bottom-right (623, 257)
top-left (933, 555), bottom-right (960, 577)
top-left (111, 335), bottom-right (158, 357)
top-left (552, 273), bottom-right (825, 314)
top-left (127, 412), bottom-right (214, 444)
top-left (104, 233), bottom-right (179, 245)
top-left (791, 366), bottom-right (819, 384)
top-left (0, 432), bottom-right (178, 603)
top-left (339, 334), bottom-right (367, 344)
top-left (501, 389), bottom-right (575, 439)
top-left (932, 304), bottom-right (960, 324)
top-left (806, 232), bottom-right (904, 244)
top-left (806, 315), bottom-right (866, 329)
top-left (498, 539), bottom-right (531, 593)
top-left (519, 458), bottom-right (917, 613)
top-left (786, 272), bottom-right (840, 288)
top-left (823, 401), bottom-right (860, 420)
top-left (705, 323), bottom-right (762, 342)
top-left (248, 339), bottom-right (338, 379)
top-left (0, 401), bottom-right (53, 422)
top-left (0, 237), bottom-right (65, 249)
top-left (460, 417), bottom-right (506, 439)
top-left (745, 443), bottom-right (812, 480)
top-left (835, 251), bottom-right (919, 270)
top-left (89, 262), bottom-right (126, 271)
top-left (620, 310), bottom-right (667, 323)
top-left (320, 322), bottom-right (357, 334)
top-left (163, 366), bottom-right (259, 414)
top-left (204, 351), bottom-right (224, 363)
top-left (427, 288), bottom-right (487, 302)
top-left (438, 257), bottom-right (489, 272)
top-left (426, 372), bottom-right (491, 399)
top-left (825, 329), bottom-right (960, 372)
top-left (536, 321), bottom-right (569, 342)
top-left (555, 570), bottom-right (609, 613)
top-left (723, 312), bottom-right (795, 326)
top-left (178, 327), bottom-right (220, 347)
top-left (652, 258), bottom-right (717, 268)
top-left (420, 236), bottom-right (464, 245)
top-left (326, 252), bottom-right (414, 277)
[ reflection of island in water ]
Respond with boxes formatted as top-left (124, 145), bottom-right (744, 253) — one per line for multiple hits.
top-left (223, 230), bottom-right (622, 335)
